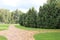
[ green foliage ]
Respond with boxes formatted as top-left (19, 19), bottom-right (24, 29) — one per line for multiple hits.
top-left (38, 3), bottom-right (56, 28)
top-left (10, 9), bottom-right (21, 24)
top-left (19, 0), bottom-right (60, 29)
top-left (19, 7), bottom-right (37, 28)
top-left (0, 9), bottom-right (22, 24)
top-left (38, 1), bottom-right (60, 29)
top-left (47, 0), bottom-right (60, 7)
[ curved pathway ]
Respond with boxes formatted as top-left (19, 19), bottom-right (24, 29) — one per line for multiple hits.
top-left (0, 25), bottom-right (39, 40)
top-left (0, 25), bottom-right (60, 40)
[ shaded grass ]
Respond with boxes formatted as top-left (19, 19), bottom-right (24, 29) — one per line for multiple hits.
top-left (0, 36), bottom-right (7, 40)
top-left (0, 24), bottom-right (9, 30)
top-left (15, 24), bottom-right (43, 30)
top-left (34, 32), bottom-right (60, 40)
top-left (15, 24), bottom-right (60, 31)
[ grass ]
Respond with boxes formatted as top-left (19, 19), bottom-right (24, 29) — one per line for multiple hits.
top-left (34, 32), bottom-right (60, 40)
top-left (0, 24), bottom-right (9, 30)
top-left (15, 24), bottom-right (43, 30)
top-left (0, 36), bottom-right (7, 40)
top-left (15, 24), bottom-right (60, 31)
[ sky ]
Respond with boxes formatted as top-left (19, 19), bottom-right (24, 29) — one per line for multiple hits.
top-left (0, 0), bottom-right (47, 12)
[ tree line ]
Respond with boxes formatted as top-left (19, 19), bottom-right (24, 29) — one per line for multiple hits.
top-left (19, 0), bottom-right (60, 29)
top-left (0, 9), bottom-right (22, 24)
top-left (0, 0), bottom-right (60, 29)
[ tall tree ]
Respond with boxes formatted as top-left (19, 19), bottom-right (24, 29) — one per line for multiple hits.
top-left (38, 1), bottom-right (60, 29)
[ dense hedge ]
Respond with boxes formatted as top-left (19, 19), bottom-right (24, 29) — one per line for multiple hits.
top-left (19, 1), bottom-right (60, 29)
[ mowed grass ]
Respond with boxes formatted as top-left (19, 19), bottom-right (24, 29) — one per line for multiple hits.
top-left (0, 36), bottom-right (7, 40)
top-left (0, 24), bottom-right (9, 30)
top-left (15, 24), bottom-right (43, 30)
top-left (34, 32), bottom-right (60, 40)
top-left (15, 24), bottom-right (60, 31)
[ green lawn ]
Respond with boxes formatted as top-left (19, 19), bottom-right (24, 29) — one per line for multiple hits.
top-left (0, 24), bottom-right (9, 30)
top-left (15, 24), bottom-right (60, 31)
top-left (34, 32), bottom-right (60, 40)
top-left (0, 36), bottom-right (7, 40)
top-left (15, 24), bottom-right (43, 30)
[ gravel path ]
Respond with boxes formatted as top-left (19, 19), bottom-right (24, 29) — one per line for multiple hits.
top-left (0, 25), bottom-right (39, 40)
